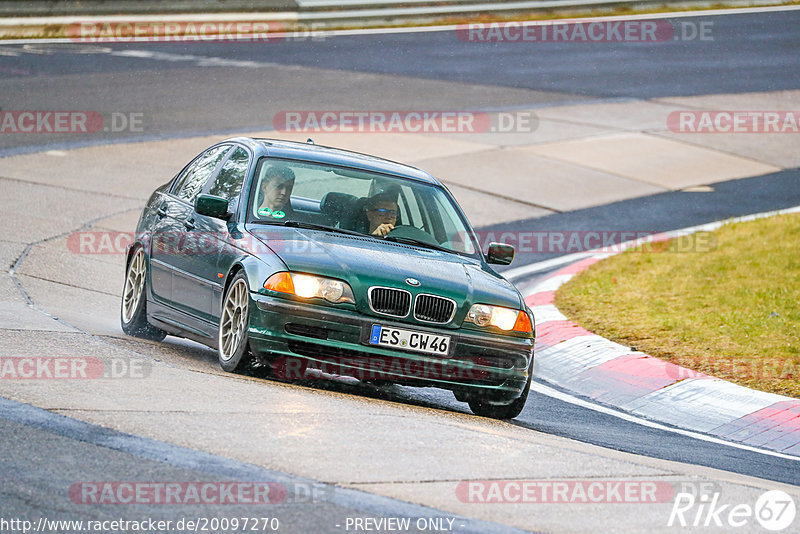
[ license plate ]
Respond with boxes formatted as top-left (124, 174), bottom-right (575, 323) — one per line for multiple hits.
top-left (369, 325), bottom-right (451, 356)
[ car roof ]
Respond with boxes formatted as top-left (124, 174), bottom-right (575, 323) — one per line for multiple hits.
top-left (224, 137), bottom-right (443, 186)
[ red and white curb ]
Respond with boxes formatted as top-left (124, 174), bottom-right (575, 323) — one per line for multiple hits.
top-left (513, 206), bottom-right (800, 457)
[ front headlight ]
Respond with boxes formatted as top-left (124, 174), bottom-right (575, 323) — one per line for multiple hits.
top-left (264, 272), bottom-right (355, 304)
top-left (465, 303), bottom-right (533, 333)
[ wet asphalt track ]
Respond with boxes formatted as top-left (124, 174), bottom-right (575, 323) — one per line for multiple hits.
top-left (1, 8), bottom-right (799, 528)
top-left (1, 9), bottom-right (799, 155)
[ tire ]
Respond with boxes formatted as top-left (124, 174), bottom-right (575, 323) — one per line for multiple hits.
top-left (467, 360), bottom-right (533, 420)
top-left (120, 246), bottom-right (167, 341)
top-left (218, 271), bottom-right (254, 374)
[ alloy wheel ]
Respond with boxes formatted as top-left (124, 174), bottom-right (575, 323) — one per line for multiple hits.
top-left (121, 248), bottom-right (146, 324)
top-left (219, 278), bottom-right (249, 362)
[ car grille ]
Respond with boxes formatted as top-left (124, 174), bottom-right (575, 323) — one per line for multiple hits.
top-left (369, 287), bottom-right (411, 317)
top-left (414, 294), bottom-right (456, 324)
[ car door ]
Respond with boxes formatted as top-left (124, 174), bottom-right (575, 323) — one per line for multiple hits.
top-left (193, 145), bottom-right (251, 325)
top-left (150, 144), bottom-right (231, 330)
top-left (148, 189), bottom-right (182, 305)
top-left (148, 157), bottom-right (214, 306)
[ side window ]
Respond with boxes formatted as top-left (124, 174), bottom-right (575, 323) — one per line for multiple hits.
top-left (208, 147), bottom-right (249, 200)
top-left (398, 185), bottom-right (423, 228)
top-left (174, 145), bottom-right (231, 204)
top-left (427, 189), bottom-right (474, 253)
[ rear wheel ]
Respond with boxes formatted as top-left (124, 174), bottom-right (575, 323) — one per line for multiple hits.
top-left (218, 272), bottom-right (254, 373)
top-left (120, 246), bottom-right (167, 341)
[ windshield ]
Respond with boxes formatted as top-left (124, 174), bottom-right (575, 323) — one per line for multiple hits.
top-left (247, 157), bottom-right (480, 257)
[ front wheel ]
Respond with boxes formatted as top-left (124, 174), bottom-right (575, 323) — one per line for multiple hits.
top-left (467, 362), bottom-right (533, 420)
top-left (120, 246), bottom-right (167, 341)
top-left (218, 272), bottom-right (254, 373)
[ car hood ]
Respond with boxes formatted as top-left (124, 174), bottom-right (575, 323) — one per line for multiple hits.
top-left (247, 226), bottom-right (522, 319)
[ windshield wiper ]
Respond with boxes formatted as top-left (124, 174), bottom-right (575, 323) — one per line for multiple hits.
top-left (283, 220), bottom-right (364, 236)
top-left (248, 219), bottom-right (359, 235)
top-left (384, 235), bottom-right (452, 253)
top-left (248, 219), bottom-right (290, 226)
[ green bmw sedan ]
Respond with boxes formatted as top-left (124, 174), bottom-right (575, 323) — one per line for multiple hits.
top-left (121, 137), bottom-right (535, 419)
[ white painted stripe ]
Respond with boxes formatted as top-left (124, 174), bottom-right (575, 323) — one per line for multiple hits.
top-left (107, 49), bottom-right (276, 68)
top-left (113, 50), bottom-right (154, 58)
top-left (538, 335), bottom-right (634, 363)
top-left (530, 304), bottom-right (567, 324)
top-left (505, 252), bottom-right (595, 281)
top-left (529, 273), bottom-right (573, 293)
top-left (535, 335), bottom-right (628, 383)
top-left (508, 251), bottom-right (615, 282)
top-left (620, 378), bottom-right (788, 433)
top-left (531, 381), bottom-right (800, 461)
top-left (536, 335), bottom-right (632, 371)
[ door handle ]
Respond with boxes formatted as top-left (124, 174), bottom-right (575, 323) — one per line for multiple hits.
top-left (156, 206), bottom-right (167, 218)
top-left (183, 219), bottom-right (196, 230)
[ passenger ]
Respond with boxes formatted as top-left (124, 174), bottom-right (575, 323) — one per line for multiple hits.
top-left (257, 165), bottom-right (295, 219)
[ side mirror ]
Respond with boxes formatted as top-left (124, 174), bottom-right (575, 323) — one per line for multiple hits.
top-left (195, 194), bottom-right (230, 220)
top-left (486, 242), bottom-right (515, 265)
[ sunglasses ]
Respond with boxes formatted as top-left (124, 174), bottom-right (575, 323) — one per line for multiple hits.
top-left (368, 208), bottom-right (398, 215)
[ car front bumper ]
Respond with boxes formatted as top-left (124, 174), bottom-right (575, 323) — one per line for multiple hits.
top-left (248, 294), bottom-right (534, 402)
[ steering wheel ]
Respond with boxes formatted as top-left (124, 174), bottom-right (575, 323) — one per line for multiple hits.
top-left (386, 225), bottom-right (440, 246)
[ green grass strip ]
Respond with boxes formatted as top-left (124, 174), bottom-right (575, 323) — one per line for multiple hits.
top-left (556, 212), bottom-right (800, 398)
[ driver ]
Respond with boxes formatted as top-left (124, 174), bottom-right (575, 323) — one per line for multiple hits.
top-left (364, 193), bottom-right (398, 237)
top-left (257, 165), bottom-right (295, 219)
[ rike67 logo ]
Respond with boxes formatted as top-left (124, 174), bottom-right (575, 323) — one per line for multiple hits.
top-left (669, 489), bottom-right (796, 531)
